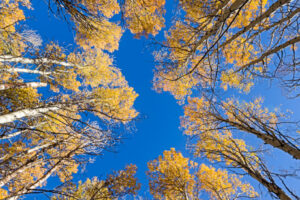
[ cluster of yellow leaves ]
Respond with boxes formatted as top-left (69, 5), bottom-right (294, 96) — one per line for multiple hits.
top-left (0, 0), bottom-right (30, 32)
top-left (8, 164), bottom-right (46, 192)
top-left (76, 50), bottom-right (125, 88)
top-left (198, 164), bottom-right (258, 199)
top-left (0, 104), bottom-right (99, 198)
top-left (147, 148), bottom-right (196, 199)
top-left (0, 0), bottom-right (30, 55)
top-left (223, 36), bottom-right (256, 67)
top-left (154, 47), bottom-right (214, 102)
top-left (228, 0), bottom-right (268, 28)
top-left (68, 2), bottom-right (138, 121)
top-left (71, 1), bottom-right (126, 121)
top-left (181, 97), bottom-right (214, 135)
top-left (92, 87), bottom-right (138, 121)
top-left (154, 71), bottom-right (197, 103)
top-left (43, 43), bottom-right (67, 60)
top-left (52, 177), bottom-right (111, 200)
top-left (182, 97), bottom-right (260, 167)
top-left (78, 0), bottom-right (120, 17)
top-left (164, 21), bottom-right (196, 60)
top-left (220, 35), bottom-right (266, 92)
top-left (123, 0), bottom-right (165, 37)
top-left (1, 157), bottom-right (78, 198)
top-left (35, 43), bottom-right (80, 92)
top-left (106, 164), bottom-right (141, 196)
top-left (0, 86), bottom-right (40, 114)
top-left (52, 164), bottom-right (140, 200)
top-left (152, 21), bottom-right (201, 101)
top-left (76, 19), bottom-right (123, 53)
top-left (220, 69), bottom-right (254, 92)
top-left (222, 97), bottom-right (279, 127)
top-left (33, 109), bottom-right (81, 139)
top-left (147, 149), bottom-right (258, 200)
top-left (39, 42), bottom-right (135, 98)
top-left (52, 68), bottom-right (81, 92)
top-left (194, 130), bottom-right (260, 167)
top-left (179, 0), bottom-right (221, 23)
top-left (153, 1), bottom-right (231, 102)
top-left (0, 188), bottom-right (8, 199)
top-left (0, 65), bottom-right (16, 82)
top-left (72, 0), bottom-right (122, 52)
top-left (185, 97), bottom-right (279, 136)
top-left (55, 161), bottom-right (80, 183)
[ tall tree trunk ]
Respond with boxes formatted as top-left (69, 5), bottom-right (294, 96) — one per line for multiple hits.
top-left (2, 68), bottom-right (52, 75)
top-left (0, 55), bottom-right (82, 68)
top-left (244, 165), bottom-right (292, 200)
top-left (0, 106), bottom-right (60, 124)
top-left (217, 116), bottom-right (300, 159)
top-left (220, 0), bottom-right (292, 49)
top-left (0, 82), bottom-right (47, 90)
top-left (222, 153), bottom-right (292, 200)
top-left (238, 36), bottom-right (300, 71)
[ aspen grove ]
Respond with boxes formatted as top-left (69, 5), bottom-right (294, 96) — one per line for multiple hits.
top-left (0, 0), bottom-right (299, 199)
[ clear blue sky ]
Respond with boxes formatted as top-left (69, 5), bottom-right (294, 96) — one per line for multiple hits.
top-left (25, 1), bottom-right (299, 199)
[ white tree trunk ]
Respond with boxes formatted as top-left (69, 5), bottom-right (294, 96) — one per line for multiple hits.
top-left (0, 130), bottom-right (24, 140)
top-left (0, 55), bottom-right (82, 68)
top-left (0, 160), bottom-right (44, 188)
top-left (0, 82), bottom-right (47, 90)
top-left (0, 106), bottom-right (60, 124)
top-left (2, 68), bottom-right (52, 75)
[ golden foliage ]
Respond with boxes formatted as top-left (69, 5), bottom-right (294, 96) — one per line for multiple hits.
top-left (147, 148), bottom-right (196, 200)
top-left (75, 19), bottom-right (123, 52)
top-left (197, 164), bottom-right (258, 199)
top-left (52, 164), bottom-right (140, 200)
top-left (123, 0), bottom-right (165, 37)
top-left (79, 0), bottom-right (120, 17)
top-left (147, 149), bottom-right (257, 199)
top-left (0, 0), bottom-right (139, 198)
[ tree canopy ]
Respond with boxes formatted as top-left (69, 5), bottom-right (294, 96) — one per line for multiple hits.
top-left (152, 0), bottom-right (300, 199)
top-left (0, 0), bottom-right (299, 199)
top-left (0, 0), bottom-right (139, 198)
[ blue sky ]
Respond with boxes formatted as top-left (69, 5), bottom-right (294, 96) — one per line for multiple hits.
top-left (24, 0), bottom-right (300, 199)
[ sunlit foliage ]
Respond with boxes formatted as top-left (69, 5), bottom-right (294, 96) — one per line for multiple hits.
top-left (151, 0), bottom-right (300, 199)
top-left (0, 0), bottom-right (139, 199)
top-left (52, 164), bottom-right (140, 200)
top-left (147, 148), bottom-right (257, 200)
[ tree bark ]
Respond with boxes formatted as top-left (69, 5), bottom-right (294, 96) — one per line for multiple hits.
top-left (238, 36), bottom-right (300, 71)
top-left (0, 55), bottom-right (80, 68)
top-left (220, 0), bottom-right (292, 49)
top-left (2, 68), bottom-right (52, 75)
top-left (0, 106), bottom-right (60, 124)
top-left (216, 116), bottom-right (300, 159)
top-left (245, 167), bottom-right (292, 200)
top-left (0, 82), bottom-right (47, 90)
